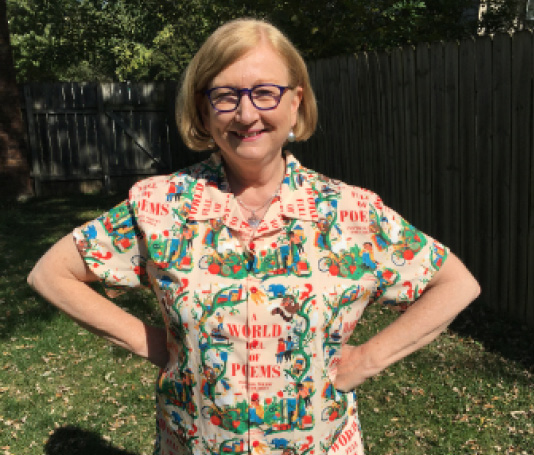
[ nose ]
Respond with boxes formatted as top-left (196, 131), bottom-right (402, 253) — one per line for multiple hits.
top-left (234, 91), bottom-right (259, 123)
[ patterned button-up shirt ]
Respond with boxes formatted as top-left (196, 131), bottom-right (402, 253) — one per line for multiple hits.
top-left (74, 152), bottom-right (448, 455)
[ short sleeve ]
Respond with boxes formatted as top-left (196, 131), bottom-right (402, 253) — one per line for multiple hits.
top-left (73, 196), bottom-right (149, 297)
top-left (368, 195), bottom-right (449, 310)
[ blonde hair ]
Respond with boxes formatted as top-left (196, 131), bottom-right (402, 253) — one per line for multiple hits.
top-left (177, 18), bottom-right (318, 151)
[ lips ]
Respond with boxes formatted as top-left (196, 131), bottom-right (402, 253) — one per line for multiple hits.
top-left (232, 130), bottom-right (265, 139)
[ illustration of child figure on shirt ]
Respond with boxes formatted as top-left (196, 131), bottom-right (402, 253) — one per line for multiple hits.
top-left (249, 393), bottom-right (265, 425)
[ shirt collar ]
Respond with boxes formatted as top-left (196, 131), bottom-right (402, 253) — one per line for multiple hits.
top-left (187, 151), bottom-right (319, 231)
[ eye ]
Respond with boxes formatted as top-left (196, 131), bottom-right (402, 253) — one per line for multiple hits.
top-left (252, 86), bottom-right (278, 99)
top-left (211, 88), bottom-right (238, 103)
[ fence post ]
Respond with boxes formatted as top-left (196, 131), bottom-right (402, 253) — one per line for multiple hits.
top-left (96, 84), bottom-right (111, 193)
top-left (166, 82), bottom-right (179, 172)
top-left (23, 84), bottom-right (41, 196)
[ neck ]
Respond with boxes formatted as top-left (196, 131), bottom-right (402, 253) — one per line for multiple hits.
top-left (223, 152), bottom-right (286, 206)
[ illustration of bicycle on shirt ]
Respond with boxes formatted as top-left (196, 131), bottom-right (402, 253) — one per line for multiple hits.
top-left (199, 250), bottom-right (247, 278)
top-left (320, 398), bottom-right (348, 422)
top-left (317, 251), bottom-right (358, 277)
top-left (389, 242), bottom-right (422, 266)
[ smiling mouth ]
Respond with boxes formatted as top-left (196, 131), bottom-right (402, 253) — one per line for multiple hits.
top-left (233, 130), bottom-right (264, 139)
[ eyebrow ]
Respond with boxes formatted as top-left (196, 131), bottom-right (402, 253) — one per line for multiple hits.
top-left (209, 80), bottom-right (287, 89)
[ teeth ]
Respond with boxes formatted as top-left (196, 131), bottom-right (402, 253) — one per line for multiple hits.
top-left (237, 131), bottom-right (261, 138)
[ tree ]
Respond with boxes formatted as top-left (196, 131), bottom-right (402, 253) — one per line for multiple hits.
top-left (6, 0), bottom-right (483, 82)
top-left (0, 0), bottom-right (32, 199)
top-left (8, 0), bottom-right (529, 83)
top-left (6, 0), bottom-right (239, 81)
top-left (479, 0), bottom-right (532, 33)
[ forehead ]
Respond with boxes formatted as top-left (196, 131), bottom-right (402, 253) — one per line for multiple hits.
top-left (210, 44), bottom-right (290, 88)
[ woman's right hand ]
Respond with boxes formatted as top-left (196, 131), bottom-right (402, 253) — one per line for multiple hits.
top-left (28, 234), bottom-right (165, 366)
top-left (144, 325), bottom-right (169, 369)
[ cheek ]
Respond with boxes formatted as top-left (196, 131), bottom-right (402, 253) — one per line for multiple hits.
top-left (205, 112), bottom-right (227, 135)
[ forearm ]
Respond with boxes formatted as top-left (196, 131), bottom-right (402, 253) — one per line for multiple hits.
top-left (29, 270), bottom-right (144, 352)
top-left (335, 253), bottom-right (480, 390)
top-left (28, 235), bottom-right (168, 367)
top-left (361, 278), bottom-right (473, 374)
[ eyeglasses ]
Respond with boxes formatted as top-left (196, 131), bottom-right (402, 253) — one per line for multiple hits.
top-left (205, 84), bottom-right (292, 113)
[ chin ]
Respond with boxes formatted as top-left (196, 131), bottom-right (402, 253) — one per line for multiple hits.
top-left (221, 145), bottom-right (283, 163)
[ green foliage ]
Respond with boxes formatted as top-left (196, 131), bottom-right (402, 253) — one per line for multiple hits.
top-left (478, 0), bottom-right (526, 34)
top-left (5, 0), bottom-right (523, 82)
top-left (262, 0), bottom-right (478, 57)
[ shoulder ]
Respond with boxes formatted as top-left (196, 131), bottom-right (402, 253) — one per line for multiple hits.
top-left (292, 161), bottom-right (380, 204)
top-left (129, 156), bottom-right (217, 202)
top-left (298, 167), bottom-right (383, 214)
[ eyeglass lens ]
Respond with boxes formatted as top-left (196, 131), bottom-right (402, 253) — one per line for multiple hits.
top-left (209, 85), bottom-right (284, 111)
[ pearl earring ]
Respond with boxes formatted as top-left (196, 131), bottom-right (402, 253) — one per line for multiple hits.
top-left (287, 129), bottom-right (296, 143)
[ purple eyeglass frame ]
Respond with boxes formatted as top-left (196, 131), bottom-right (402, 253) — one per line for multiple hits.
top-left (205, 84), bottom-right (292, 112)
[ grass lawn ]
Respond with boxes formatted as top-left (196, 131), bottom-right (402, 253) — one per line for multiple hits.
top-left (1, 194), bottom-right (532, 455)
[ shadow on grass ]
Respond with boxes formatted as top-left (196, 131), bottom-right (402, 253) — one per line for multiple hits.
top-left (0, 193), bottom-right (161, 341)
top-left (450, 300), bottom-right (534, 373)
top-left (45, 425), bottom-right (138, 455)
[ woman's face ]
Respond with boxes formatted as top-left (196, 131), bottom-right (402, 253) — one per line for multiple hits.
top-left (202, 43), bottom-right (302, 168)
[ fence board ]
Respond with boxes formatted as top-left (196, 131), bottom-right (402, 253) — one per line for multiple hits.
top-left (23, 85), bottom-right (41, 194)
top-left (474, 35), bottom-right (494, 309)
top-left (444, 41), bottom-right (460, 253)
top-left (510, 31), bottom-right (533, 322)
top-left (458, 37), bottom-right (477, 277)
top-left (415, 43), bottom-right (432, 234)
top-left (354, 53), bottom-right (370, 187)
top-left (492, 33), bottom-right (513, 316)
top-left (402, 45), bottom-right (418, 224)
top-left (527, 32), bottom-right (534, 327)
top-left (340, 56), bottom-right (356, 185)
top-left (321, 59), bottom-right (336, 177)
top-left (390, 48), bottom-right (404, 212)
top-left (97, 84), bottom-right (111, 190)
top-left (430, 42), bottom-right (446, 243)
top-left (378, 51), bottom-right (395, 207)
top-left (308, 59), bottom-right (327, 173)
top-left (367, 52), bottom-right (385, 194)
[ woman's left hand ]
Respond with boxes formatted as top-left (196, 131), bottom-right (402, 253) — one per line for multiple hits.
top-left (333, 343), bottom-right (381, 392)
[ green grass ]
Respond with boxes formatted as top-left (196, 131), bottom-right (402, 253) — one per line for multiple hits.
top-left (1, 195), bottom-right (532, 455)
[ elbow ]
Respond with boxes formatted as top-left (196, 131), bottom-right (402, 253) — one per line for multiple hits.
top-left (27, 263), bottom-right (43, 292)
top-left (27, 259), bottom-right (51, 294)
top-left (461, 272), bottom-right (481, 309)
top-left (27, 271), bottom-right (34, 289)
top-left (470, 276), bottom-right (481, 301)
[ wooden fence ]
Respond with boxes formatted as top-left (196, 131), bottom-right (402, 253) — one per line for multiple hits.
top-left (291, 30), bottom-right (534, 327)
top-left (21, 30), bottom-right (534, 327)
top-left (21, 82), bottom-right (205, 195)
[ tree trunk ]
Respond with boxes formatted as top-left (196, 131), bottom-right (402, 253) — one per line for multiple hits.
top-left (0, 0), bottom-right (33, 199)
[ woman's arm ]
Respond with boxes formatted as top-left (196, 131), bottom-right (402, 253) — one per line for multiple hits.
top-left (333, 252), bottom-right (480, 391)
top-left (27, 234), bottom-right (169, 368)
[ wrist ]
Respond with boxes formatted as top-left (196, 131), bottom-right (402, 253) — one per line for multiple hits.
top-left (141, 324), bottom-right (169, 368)
top-left (357, 342), bottom-right (385, 379)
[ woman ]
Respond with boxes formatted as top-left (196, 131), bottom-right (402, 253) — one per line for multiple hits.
top-left (28, 18), bottom-right (480, 455)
